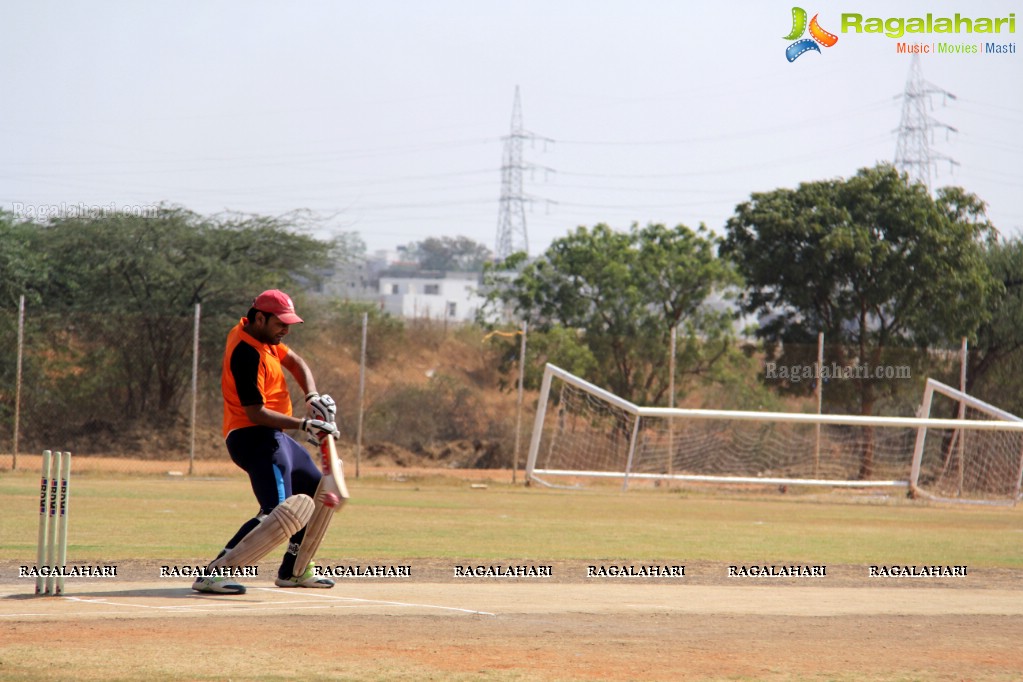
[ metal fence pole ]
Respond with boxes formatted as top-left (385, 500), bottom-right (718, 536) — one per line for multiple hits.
top-left (512, 321), bottom-right (527, 483)
top-left (355, 312), bottom-right (368, 479)
top-left (667, 324), bottom-right (676, 480)
top-left (188, 303), bottom-right (201, 476)
top-left (958, 336), bottom-right (968, 496)
top-left (814, 331), bottom-right (824, 476)
top-left (13, 294), bottom-right (25, 470)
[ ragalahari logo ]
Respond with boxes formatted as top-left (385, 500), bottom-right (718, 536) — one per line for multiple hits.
top-left (784, 7), bottom-right (839, 61)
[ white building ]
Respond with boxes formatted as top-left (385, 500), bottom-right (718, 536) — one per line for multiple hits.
top-left (377, 271), bottom-right (486, 323)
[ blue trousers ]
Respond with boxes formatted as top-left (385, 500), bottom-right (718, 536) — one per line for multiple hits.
top-left (226, 426), bottom-right (322, 513)
top-left (221, 426), bottom-right (322, 578)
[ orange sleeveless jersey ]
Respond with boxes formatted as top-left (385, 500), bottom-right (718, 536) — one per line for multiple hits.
top-left (221, 319), bottom-right (293, 437)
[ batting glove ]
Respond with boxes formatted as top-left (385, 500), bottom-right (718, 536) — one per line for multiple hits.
top-left (305, 392), bottom-right (337, 424)
top-left (301, 418), bottom-right (339, 441)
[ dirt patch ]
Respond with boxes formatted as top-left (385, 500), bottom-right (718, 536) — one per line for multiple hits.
top-left (3, 579), bottom-right (1022, 681)
top-left (6, 613), bottom-right (1023, 681)
top-left (356, 439), bottom-right (503, 469)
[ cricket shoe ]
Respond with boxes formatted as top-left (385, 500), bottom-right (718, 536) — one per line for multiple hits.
top-left (275, 562), bottom-right (335, 588)
top-left (191, 575), bottom-right (246, 595)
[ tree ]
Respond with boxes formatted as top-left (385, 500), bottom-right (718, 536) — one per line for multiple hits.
top-left (406, 236), bottom-right (492, 272)
top-left (0, 213), bottom-right (46, 430)
top-left (720, 164), bottom-right (998, 477)
top-left (962, 237), bottom-right (1023, 414)
top-left (23, 206), bottom-right (342, 417)
top-left (493, 222), bottom-right (739, 406)
top-left (487, 325), bottom-right (598, 394)
top-left (0, 212), bottom-right (50, 308)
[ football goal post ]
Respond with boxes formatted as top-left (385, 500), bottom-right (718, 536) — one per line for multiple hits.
top-left (910, 378), bottom-right (1023, 505)
top-left (525, 364), bottom-right (1023, 505)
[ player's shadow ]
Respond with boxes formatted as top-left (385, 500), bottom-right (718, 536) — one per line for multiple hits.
top-left (5, 587), bottom-right (246, 600)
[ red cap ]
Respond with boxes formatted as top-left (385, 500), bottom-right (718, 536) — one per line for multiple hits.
top-left (252, 290), bottom-right (303, 324)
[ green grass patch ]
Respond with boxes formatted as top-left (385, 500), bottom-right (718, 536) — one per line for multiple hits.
top-left (1, 469), bottom-right (1021, 566)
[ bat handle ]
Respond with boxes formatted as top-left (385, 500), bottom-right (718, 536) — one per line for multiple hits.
top-left (318, 436), bottom-right (330, 470)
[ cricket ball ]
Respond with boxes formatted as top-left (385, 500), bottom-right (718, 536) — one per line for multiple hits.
top-left (322, 491), bottom-right (340, 508)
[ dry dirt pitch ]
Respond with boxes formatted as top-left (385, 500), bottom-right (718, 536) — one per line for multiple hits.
top-left (3, 561), bottom-right (1023, 681)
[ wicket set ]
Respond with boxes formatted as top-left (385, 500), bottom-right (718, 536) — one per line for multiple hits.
top-left (36, 449), bottom-right (71, 596)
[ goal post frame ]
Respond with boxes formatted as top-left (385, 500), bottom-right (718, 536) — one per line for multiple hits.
top-left (525, 363), bottom-right (642, 487)
top-left (526, 363), bottom-right (1023, 495)
top-left (909, 378), bottom-right (1023, 503)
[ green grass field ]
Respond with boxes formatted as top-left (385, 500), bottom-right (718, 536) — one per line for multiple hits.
top-left (4, 467), bottom-right (1023, 682)
top-left (2, 468), bottom-right (1021, 568)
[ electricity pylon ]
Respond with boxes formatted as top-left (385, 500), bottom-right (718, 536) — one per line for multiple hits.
top-left (495, 86), bottom-right (552, 260)
top-left (893, 54), bottom-right (958, 190)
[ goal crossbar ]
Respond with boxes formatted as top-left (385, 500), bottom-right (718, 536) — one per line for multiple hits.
top-left (526, 364), bottom-right (1023, 492)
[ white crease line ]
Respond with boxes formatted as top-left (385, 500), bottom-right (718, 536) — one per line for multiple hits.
top-left (3, 592), bottom-right (495, 617)
top-left (253, 587), bottom-right (497, 616)
top-left (58, 601), bottom-right (403, 617)
top-left (65, 596), bottom-right (163, 610)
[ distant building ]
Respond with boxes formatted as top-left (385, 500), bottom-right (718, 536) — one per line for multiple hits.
top-left (308, 247), bottom-right (493, 323)
top-left (377, 271), bottom-right (485, 322)
top-left (308, 258), bottom-right (372, 299)
top-left (308, 248), bottom-right (411, 302)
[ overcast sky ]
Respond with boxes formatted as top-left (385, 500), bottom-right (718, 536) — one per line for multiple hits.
top-left (2, 1), bottom-right (1019, 257)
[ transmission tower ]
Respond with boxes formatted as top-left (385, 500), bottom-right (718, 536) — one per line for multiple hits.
top-left (495, 86), bottom-right (552, 260)
top-left (893, 54), bottom-right (958, 190)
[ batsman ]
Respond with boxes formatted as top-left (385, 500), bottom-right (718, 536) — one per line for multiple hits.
top-left (192, 289), bottom-right (347, 595)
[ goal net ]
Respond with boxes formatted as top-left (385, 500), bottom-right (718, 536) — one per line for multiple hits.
top-left (525, 365), bottom-right (1023, 504)
top-left (910, 378), bottom-right (1023, 505)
